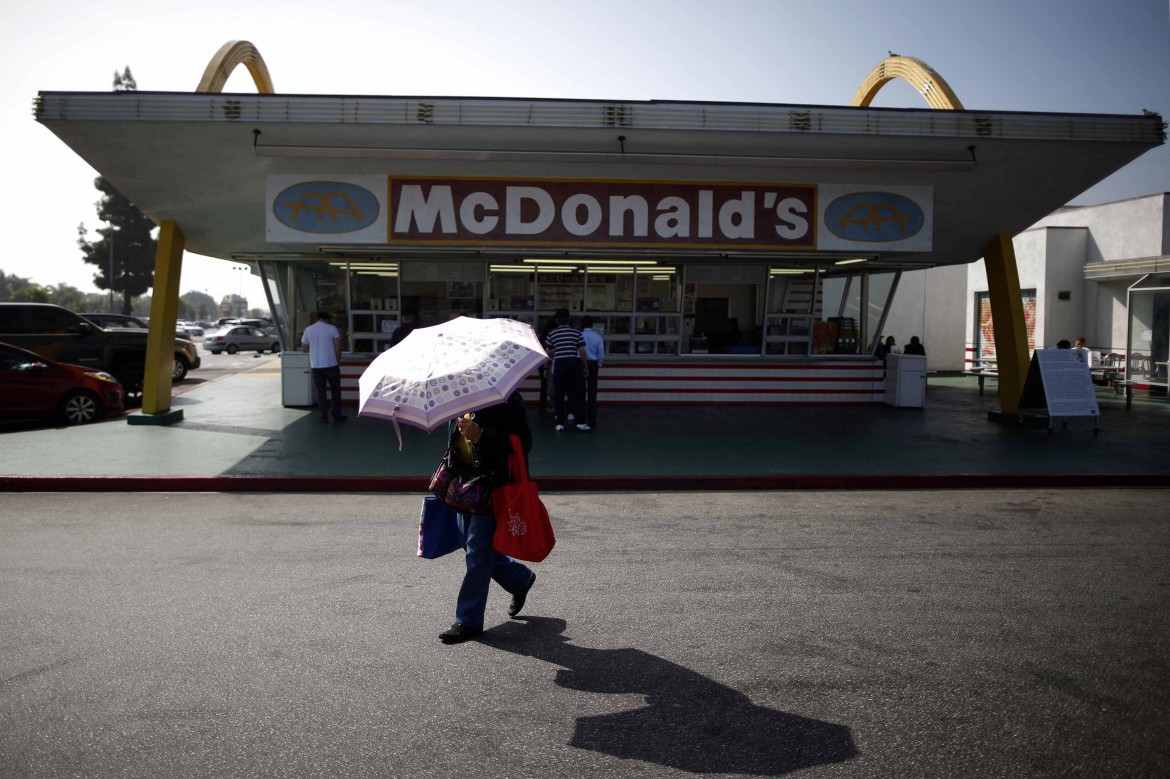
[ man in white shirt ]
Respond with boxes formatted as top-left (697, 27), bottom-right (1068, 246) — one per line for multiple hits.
top-left (301, 311), bottom-right (346, 424)
top-left (581, 316), bottom-right (604, 429)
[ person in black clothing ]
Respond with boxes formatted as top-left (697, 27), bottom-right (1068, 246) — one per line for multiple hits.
top-left (903, 336), bottom-right (926, 355)
top-left (537, 317), bottom-right (557, 412)
top-left (875, 335), bottom-right (897, 361)
top-left (438, 390), bottom-right (537, 645)
top-left (725, 317), bottom-right (743, 349)
top-left (388, 313), bottom-right (415, 348)
top-left (544, 308), bottom-right (590, 432)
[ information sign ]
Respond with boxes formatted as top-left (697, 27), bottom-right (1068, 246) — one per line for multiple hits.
top-left (1019, 348), bottom-right (1100, 418)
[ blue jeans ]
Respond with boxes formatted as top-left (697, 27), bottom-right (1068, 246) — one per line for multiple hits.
top-left (455, 511), bottom-right (533, 628)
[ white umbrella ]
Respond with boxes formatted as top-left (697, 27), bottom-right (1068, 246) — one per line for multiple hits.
top-left (358, 316), bottom-right (549, 448)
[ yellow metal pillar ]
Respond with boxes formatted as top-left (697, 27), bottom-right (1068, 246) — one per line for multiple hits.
top-left (140, 220), bottom-right (186, 420)
top-left (983, 232), bottom-right (1030, 415)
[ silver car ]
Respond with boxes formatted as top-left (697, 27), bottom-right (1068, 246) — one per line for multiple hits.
top-left (205, 326), bottom-right (281, 354)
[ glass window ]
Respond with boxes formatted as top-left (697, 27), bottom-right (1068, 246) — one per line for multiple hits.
top-left (865, 271), bottom-right (899, 354)
top-left (1127, 286), bottom-right (1170, 383)
top-left (974, 289), bottom-right (1037, 368)
top-left (682, 265), bottom-right (765, 355)
top-left (763, 270), bottom-right (816, 356)
top-left (400, 261), bottom-right (483, 332)
top-left (27, 307), bottom-right (81, 334)
top-left (488, 266), bottom-right (536, 328)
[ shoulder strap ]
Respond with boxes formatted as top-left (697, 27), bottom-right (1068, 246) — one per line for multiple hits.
top-left (506, 434), bottom-right (530, 485)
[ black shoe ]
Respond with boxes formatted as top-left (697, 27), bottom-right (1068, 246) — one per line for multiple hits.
top-left (333, 415), bottom-right (348, 424)
top-left (509, 573), bottom-right (536, 618)
top-left (319, 416), bottom-right (329, 423)
top-left (439, 623), bottom-right (482, 644)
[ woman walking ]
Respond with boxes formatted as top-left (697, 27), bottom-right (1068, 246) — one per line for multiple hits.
top-left (439, 390), bottom-right (538, 644)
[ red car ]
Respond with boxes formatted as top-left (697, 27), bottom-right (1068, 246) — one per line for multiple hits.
top-left (0, 341), bottom-right (125, 425)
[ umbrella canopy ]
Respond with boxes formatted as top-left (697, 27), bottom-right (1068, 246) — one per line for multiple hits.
top-left (358, 316), bottom-right (549, 445)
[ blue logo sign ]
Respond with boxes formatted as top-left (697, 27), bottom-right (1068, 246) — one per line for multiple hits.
top-left (273, 181), bottom-right (379, 233)
top-left (825, 192), bottom-right (924, 243)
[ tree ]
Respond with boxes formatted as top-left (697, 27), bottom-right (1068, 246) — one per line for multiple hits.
top-left (76, 67), bottom-right (157, 315)
top-left (181, 290), bottom-right (218, 321)
top-left (12, 284), bottom-right (50, 303)
top-left (46, 282), bottom-right (87, 312)
top-left (112, 67), bottom-right (136, 92)
top-left (0, 269), bottom-right (33, 302)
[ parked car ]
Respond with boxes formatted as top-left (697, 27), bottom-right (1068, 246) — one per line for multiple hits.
top-left (205, 325), bottom-right (282, 354)
top-left (214, 317), bottom-right (274, 333)
top-left (176, 321), bottom-right (205, 337)
top-left (0, 304), bottom-right (199, 405)
top-left (78, 312), bottom-right (203, 382)
top-left (0, 340), bottom-right (125, 425)
top-left (81, 313), bottom-right (148, 329)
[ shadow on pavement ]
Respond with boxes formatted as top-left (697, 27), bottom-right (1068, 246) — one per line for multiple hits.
top-left (482, 616), bottom-right (858, 775)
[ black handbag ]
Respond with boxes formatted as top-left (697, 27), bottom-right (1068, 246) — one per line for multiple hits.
top-left (429, 446), bottom-right (494, 515)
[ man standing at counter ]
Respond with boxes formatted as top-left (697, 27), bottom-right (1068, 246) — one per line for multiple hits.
top-left (302, 311), bottom-right (346, 424)
top-left (581, 316), bottom-right (604, 430)
top-left (545, 308), bottom-right (590, 433)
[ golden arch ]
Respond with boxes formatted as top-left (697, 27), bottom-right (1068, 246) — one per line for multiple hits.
top-left (196, 40), bottom-right (275, 94)
top-left (851, 55), bottom-right (963, 110)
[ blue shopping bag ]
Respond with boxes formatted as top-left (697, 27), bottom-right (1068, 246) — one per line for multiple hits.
top-left (418, 496), bottom-right (464, 559)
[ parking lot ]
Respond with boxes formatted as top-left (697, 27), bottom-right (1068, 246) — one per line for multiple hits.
top-left (1, 489), bottom-right (1167, 778)
top-left (174, 335), bottom-right (281, 395)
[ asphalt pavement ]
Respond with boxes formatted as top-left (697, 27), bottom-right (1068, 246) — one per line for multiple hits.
top-left (1, 490), bottom-right (1167, 778)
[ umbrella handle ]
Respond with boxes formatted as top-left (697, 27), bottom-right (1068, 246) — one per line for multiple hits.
top-left (391, 407), bottom-right (403, 451)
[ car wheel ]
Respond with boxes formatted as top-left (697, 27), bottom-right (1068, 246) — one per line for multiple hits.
top-left (226, 343), bottom-right (239, 355)
top-left (113, 364), bottom-right (145, 407)
top-left (58, 390), bottom-right (101, 425)
top-left (172, 355), bottom-right (190, 382)
top-left (270, 342), bottom-right (281, 353)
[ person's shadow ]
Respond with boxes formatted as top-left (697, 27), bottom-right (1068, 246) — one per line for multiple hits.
top-left (481, 617), bottom-right (858, 775)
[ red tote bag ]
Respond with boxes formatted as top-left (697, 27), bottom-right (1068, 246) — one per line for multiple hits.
top-left (491, 435), bottom-right (555, 562)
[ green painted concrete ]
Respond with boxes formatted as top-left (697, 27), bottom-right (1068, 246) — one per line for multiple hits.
top-left (2, 364), bottom-right (1169, 482)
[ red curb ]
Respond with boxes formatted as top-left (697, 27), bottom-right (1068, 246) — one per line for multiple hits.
top-left (2, 473), bottom-right (1169, 492)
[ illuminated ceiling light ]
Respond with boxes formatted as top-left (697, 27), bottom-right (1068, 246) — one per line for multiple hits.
top-left (329, 261), bottom-right (399, 270)
top-left (522, 258), bottom-right (659, 266)
top-left (834, 258), bottom-right (868, 266)
top-left (489, 265), bottom-right (535, 273)
top-left (770, 269), bottom-right (809, 275)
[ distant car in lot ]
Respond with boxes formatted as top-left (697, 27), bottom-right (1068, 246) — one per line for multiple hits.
top-left (0, 340), bottom-right (125, 425)
top-left (176, 321), bottom-right (204, 337)
top-left (205, 325), bottom-right (282, 354)
top-left (77, 312), bottom-right (203, 381)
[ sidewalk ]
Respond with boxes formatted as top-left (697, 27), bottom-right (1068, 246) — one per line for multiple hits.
top-left (3, 360), bottom-right (1170, 491)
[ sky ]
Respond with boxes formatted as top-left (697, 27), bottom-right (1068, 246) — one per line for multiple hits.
top-left (1, 0), bottom-right (1168, 308)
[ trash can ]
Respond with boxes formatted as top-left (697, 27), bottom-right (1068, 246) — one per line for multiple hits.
top-left (884, 354), bottom-right (927, 407)
top-left (281, 351), bottom-right (314, 407)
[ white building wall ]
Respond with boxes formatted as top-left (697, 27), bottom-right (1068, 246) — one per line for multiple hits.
top-left (1043, 227), bottom-right (1089, 348)
top-left (953, 194), bottom-right (1167, 366)
top-left (880, 265), bottom-right (967, 372)
top-left (1033, 194), bottom-right (1166, 261)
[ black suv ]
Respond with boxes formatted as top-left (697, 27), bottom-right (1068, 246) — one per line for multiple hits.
top-left (0, 303), bottom-right (200, 404)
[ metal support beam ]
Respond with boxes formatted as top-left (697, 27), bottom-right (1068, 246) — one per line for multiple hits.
top-left (142, 221), bottom-right (185, 416)
top-left (983, 232), bottom-right (1029, 415)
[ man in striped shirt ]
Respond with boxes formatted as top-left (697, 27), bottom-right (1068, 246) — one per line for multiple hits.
top-left (544, 308), bottom-right (591, 432)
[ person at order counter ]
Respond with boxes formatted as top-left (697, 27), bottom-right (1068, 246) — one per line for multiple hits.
top-left (903, 336), bottom-right (926, 356)
top-left (875, 335), bottom-right (900, 361)
top-left (301, 311), bottom-right (346, 424)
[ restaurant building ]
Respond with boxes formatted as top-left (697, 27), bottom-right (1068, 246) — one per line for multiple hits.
top-left (34, 43), bottom-right (1164, 419)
